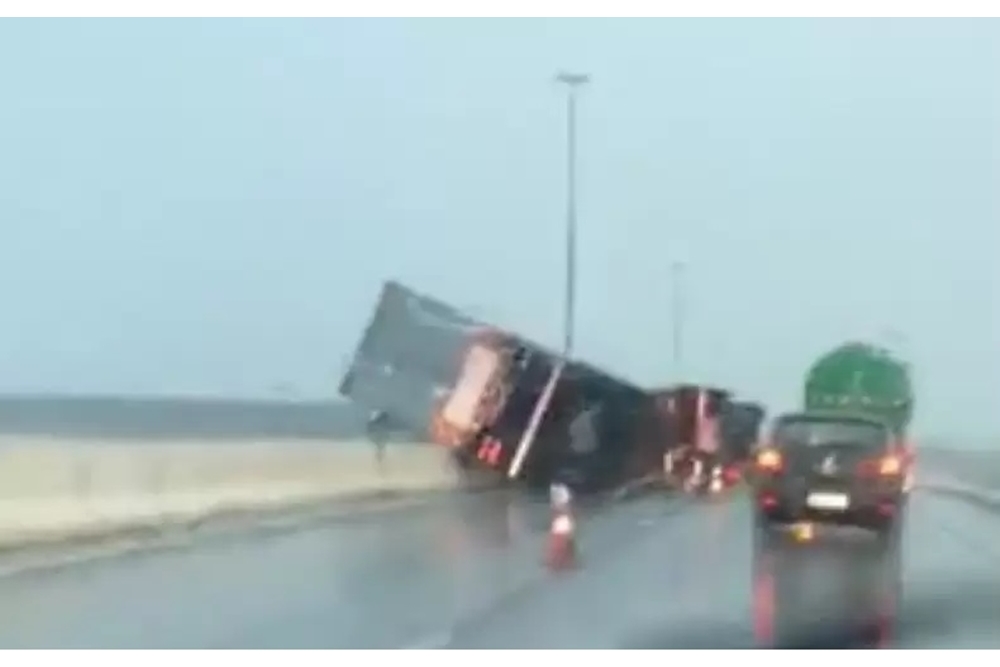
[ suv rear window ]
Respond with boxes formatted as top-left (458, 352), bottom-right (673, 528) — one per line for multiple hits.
top-left (774, 418), bottom-right (888, 451)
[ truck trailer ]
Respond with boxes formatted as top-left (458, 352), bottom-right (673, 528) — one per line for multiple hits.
top-left (649, 385), bottom-right (765, 489)
top-left (804, 342), bottom-right (914, 445)
top-left (340, 280), bottom-right (666, 494)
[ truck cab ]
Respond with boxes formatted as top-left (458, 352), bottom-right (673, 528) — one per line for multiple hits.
top-left (651, 384), bottom-right (735, 485)
top-left (431, 330), bottom-right (651, 493)
top-left (654, 384), bottom-right (730, 447)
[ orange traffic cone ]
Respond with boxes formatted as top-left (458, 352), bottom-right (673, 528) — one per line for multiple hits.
top-left (546, 485), bottom-right (578, 571)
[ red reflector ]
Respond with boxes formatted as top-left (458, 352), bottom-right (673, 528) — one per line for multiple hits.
top-left (476, 440), bottom-right (491, 462)
top-left (487, 439), bottom-right (502, 466)
top-left (760, 493), bottom-right (778, 509)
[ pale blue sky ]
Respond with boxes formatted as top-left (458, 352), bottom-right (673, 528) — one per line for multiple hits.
top-left (0, 19), bottom-right (996, 437)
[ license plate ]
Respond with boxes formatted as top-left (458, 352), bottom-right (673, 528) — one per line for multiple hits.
top-left (806, 492), bottom-right (849, 511)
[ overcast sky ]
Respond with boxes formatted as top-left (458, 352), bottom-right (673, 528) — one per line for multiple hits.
top-left (0, 18), bottom-right (996, 438)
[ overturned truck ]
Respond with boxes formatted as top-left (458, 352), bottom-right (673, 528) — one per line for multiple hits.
top-left (340, 280), bottom-right (767, 494)
top-left (340, 280), bottom-right (668, 493)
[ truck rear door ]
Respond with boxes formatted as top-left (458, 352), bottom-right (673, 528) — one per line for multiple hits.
top-left (339, 280), bottom-right (484, 439)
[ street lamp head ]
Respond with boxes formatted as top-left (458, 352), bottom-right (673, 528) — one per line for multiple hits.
top-left (555, 71), bottom-right (590, 87)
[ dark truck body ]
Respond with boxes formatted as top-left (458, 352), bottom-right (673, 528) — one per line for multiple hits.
top-left (652, 384), bottom-right (730, 447)
top-left (649, 385), bottom-right (764, 478)
top-left (492, 350), bottom-right (654, 493)
top-left (339, 280), bottom-right (482, 438)
top-left (720, 399), bottom-right (767, 465)
top-left (339, 280), bottom-right (665, 494)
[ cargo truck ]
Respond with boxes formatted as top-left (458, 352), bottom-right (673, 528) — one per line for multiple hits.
top-left (651, 385), bottom-right (765, 491)
top-left (803, 341), bottom-right (915, 483)
top-left (719, 399), bottom-right (767, 475)
top-left (803, 342), bottom-right (913, 439)
top-left (340, 280), bottom-right (664, 495)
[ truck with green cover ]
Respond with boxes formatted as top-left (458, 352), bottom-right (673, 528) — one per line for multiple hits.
top-left (803, 342), bottom-right (913, 436)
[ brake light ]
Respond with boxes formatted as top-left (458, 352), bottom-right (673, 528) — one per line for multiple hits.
top-left (723, 465), bottom-right (741, 484)
top-left (759, 492), bottom-right (778, 509)
top-left (755, 448), bottom-right (783, 472)
top-left (858, 454), bottom-right (902, 477)
top-left (879, 455), bottom-right (902, 476)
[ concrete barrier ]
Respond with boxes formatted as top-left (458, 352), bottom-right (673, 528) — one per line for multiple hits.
top-left (919, 447), bottom-right (1000, 492)
top-left (910, 446), bottom-right (1000, 510)
top-left (0, 436), bottom-right (462, 548)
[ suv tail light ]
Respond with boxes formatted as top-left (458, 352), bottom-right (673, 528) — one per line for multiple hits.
top-left (857, 454), bottom-right (902, 477)
top-left (879, 454), bottom-right (902, 476)
top-left (755, 448), bottom-right (783, 472)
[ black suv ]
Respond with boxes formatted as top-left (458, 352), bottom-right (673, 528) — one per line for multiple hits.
top-left (751, 411), bottom-right (908, 544)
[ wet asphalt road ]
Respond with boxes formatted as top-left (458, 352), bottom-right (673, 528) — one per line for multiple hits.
top-left (0, 486), bottom-right (997, 648)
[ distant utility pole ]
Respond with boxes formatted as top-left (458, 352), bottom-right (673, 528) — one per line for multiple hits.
top-left (671, 259), bottom-right (686, 379)
top-left (555, 71), bottom-right (590, 360)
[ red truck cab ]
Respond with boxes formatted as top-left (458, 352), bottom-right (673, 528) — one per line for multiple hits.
top-left (650, 384), bottom-right (735, 483)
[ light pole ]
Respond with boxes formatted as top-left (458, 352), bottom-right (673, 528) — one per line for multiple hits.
top-left (506, 72), bottom-right (590, 481)
top-left (555, 71), bottom-right (589, 360)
